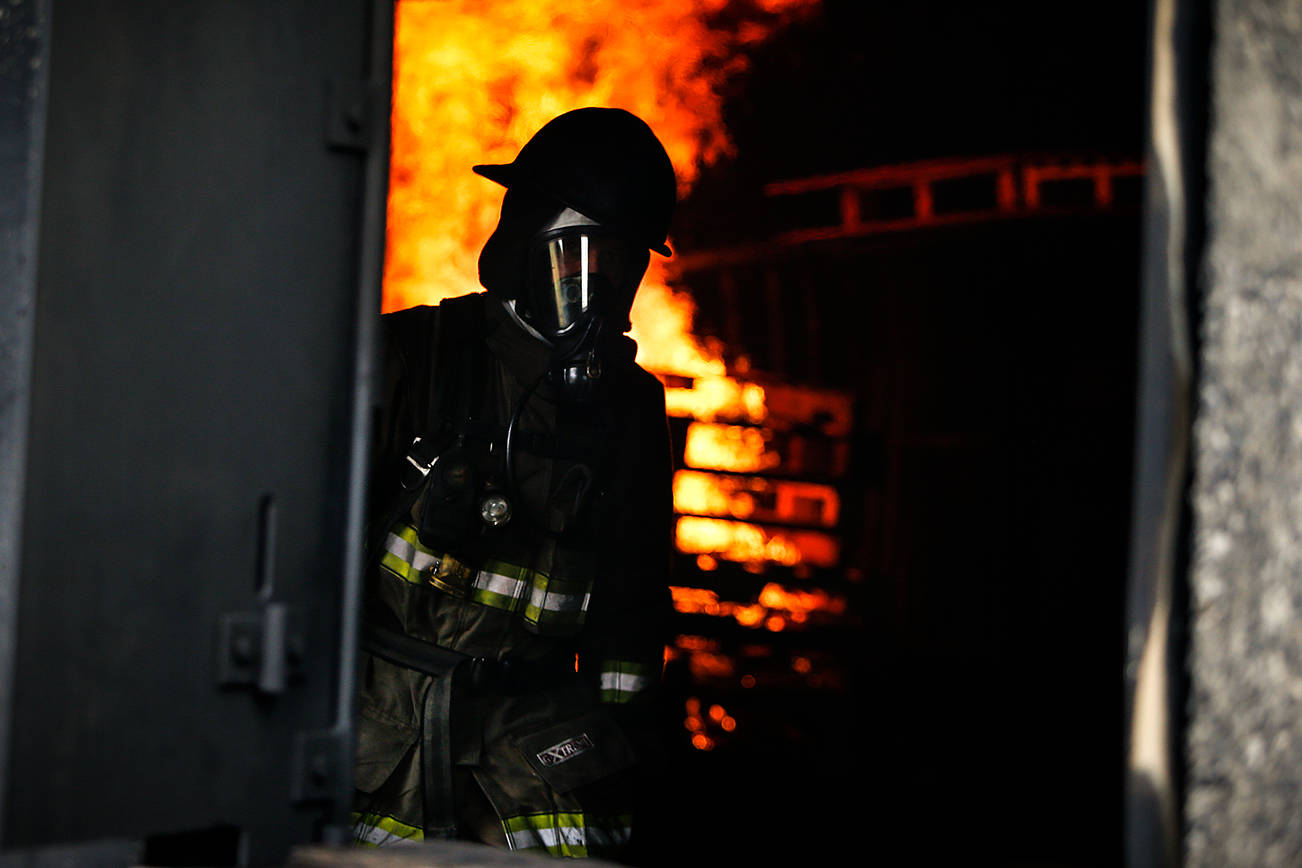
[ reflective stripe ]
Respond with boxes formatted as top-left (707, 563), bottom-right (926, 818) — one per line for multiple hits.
top-left (502, 812), bottom-right (632, 858)
top-left (470, 565), bottom-right (530, 610)
top-left (380, 525), bottom-right (441, 584)
top-left (599, 661), bottom-right (654, 703)
top-left (525, 582), bottom-right (591, 623)
top-left (380, 522), bottom-right (593, 631)
top-left (351, 811), bottom-right (424, 848)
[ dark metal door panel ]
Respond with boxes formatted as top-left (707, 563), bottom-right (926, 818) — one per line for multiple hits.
top-left (2, 0), bottom-right (388, 859)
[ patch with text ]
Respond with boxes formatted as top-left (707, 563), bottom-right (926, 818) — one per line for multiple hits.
top-left (536, 733), bottom-right (595, 767)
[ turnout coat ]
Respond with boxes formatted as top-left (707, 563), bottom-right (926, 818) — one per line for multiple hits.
top-left (351, 292), bottom-right (673, 859)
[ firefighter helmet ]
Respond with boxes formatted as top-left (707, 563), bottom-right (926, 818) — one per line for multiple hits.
top-left (473, 107), bottom-right (676, 256)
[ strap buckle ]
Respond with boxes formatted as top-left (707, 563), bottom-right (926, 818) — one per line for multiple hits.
top-left (400, 435), bottom-right (440, 491)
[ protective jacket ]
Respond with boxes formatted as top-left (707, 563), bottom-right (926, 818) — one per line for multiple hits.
top-left (351, 292), bottom-right (673, 859)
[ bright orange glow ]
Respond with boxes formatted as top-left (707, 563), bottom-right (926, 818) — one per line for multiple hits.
top-left (682, 423), bottom-right (777, 473)
top-left (387, 0), bottom-right (816, 316)
top-left (673, 470), bottom-right (841, 526)
top-left (387, 0), bottom-right (842, 573)
top-left (663, 376), bottom-right (767, 423)
top-left (674, 517), bottom-right (840, 568)
top-left (688, 650), bottom-right (736, 680)
top-left (758, 581), bottom-right (847, 617)
top-left (675, 635), bottom-right (719, 653)
top-left (633, 282), bottom-right (729, 380)
top-left (670, 581), bottom-right (846, 630)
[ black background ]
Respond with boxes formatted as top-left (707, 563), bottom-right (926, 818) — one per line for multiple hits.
top-left (643, 2), bottom-right (1149, 866)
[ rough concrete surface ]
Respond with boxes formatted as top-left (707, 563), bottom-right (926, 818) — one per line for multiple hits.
top-left (1186, 0), bottom-right (1302, 865)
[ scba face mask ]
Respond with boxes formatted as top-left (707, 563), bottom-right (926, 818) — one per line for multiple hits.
top-left (524, 208), bottom-right (647, 341)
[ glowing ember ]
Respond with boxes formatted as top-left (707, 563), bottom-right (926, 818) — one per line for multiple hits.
top-left (675, 516), bottom-right (840, 569)
top-left (674, 470), bottom-right (841, 526)
top-left (669, 581), bottom-right (847, 630)
top-left (682, 423), bottom-right (777, 473)
top-left (663, 374), bottom-right (768, 422)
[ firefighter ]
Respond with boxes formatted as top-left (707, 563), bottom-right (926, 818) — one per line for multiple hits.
top-left (351, 107), bottom-right (676, 860)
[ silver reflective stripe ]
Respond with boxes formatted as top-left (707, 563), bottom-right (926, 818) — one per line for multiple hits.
top-left (380, 522), bottom-right (591, 628)
top-left (529, 583), bottom-right (589, 615)
top-left (358, 826), bottom-right (420, 847)
top-left (601, 670), bottom-right (649, 695)
top-left (473, 569), bottom-right (529, 602)
top-left (385, 531), bottom-right (415, 564)
top-left (383, 531), bottom-right (439, 574)
top-left (351, 812), bottom-right (424, 848)
top-left (506, 823), bottom-right (586, 851)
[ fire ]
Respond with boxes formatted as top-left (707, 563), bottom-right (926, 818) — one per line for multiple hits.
top-left (386, 1), bottom-right (836, 583)
top-left (682, 423), bottom-right (777, 472)
top-left (669, 581), bottom-right (846, 630)
top-left (386, 0), bottom-right (817, 316)
top-left (673, 470), bottom-right (840, 527)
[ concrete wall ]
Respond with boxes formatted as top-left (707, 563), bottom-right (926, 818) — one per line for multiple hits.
top-left (1186, 0), bottom-right (1302, 864)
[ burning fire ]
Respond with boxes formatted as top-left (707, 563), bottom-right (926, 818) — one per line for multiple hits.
top-left (670, 582), bottom-right (847, 630)
top-left (386, 0), bottom-right (816, 314)
top-left (386, 1), bottom-right (839, 591)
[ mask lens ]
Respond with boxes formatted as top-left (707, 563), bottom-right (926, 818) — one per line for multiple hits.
top-left (529, 230), bottom-right (638, 335)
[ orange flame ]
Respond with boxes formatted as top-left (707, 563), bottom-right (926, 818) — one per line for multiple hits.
top-left (386, 0), bottom-right (816, 316)
top-left (673, 470), bottom-right (840, 526)
top-left (682, 422), bottom-right (777, 472)
top-left (386, 0), bottom-right (832, 575)
top-left (669, 581), bottom-right (846, 630)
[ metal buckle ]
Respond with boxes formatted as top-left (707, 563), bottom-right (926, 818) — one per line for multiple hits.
top-left (400, 436), bottom-right (439, 490)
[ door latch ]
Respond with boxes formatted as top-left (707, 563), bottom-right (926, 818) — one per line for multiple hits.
top-left (216, 602), bottom-right (305, 695)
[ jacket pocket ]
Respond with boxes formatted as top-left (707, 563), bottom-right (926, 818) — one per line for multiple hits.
top-left (354, 707), bottom-right (419, 794)
top-left (510, 708), bottom-right (637, 794)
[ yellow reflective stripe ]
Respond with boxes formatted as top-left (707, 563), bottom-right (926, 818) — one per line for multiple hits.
top-left (501, 812), bottom-right (632, 858)
top-left (470, 566), bottom-right (530, 610)
top-left (600, 661), bottom-right (654, 703)
top-left (523, 574), bottom-right (592, 629)
top-left (380, 522), bottom-right (593, 628)
top-left (380, 525), bottom-right (439, 584)
top-left (350, 811), bottom-right (423, 848)
top-left (480, 556), bottom-right (532, 581)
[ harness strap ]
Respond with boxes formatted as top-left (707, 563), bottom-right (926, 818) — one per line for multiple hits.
top-left (359, 620), bottom-right (466, 838)
top-left (420, 664), bottom-right (461, 838)
top-left (360, 620), bottom-right (470, 677)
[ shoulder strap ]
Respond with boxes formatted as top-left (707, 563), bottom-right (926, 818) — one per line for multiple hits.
top-left (419, 292), bottom-right (484, 444)
top-left (365, 293), bottom-right (487, 571)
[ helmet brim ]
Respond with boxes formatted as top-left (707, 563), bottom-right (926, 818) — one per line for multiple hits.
top-left (474, 162), bottom-right (672, 257)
